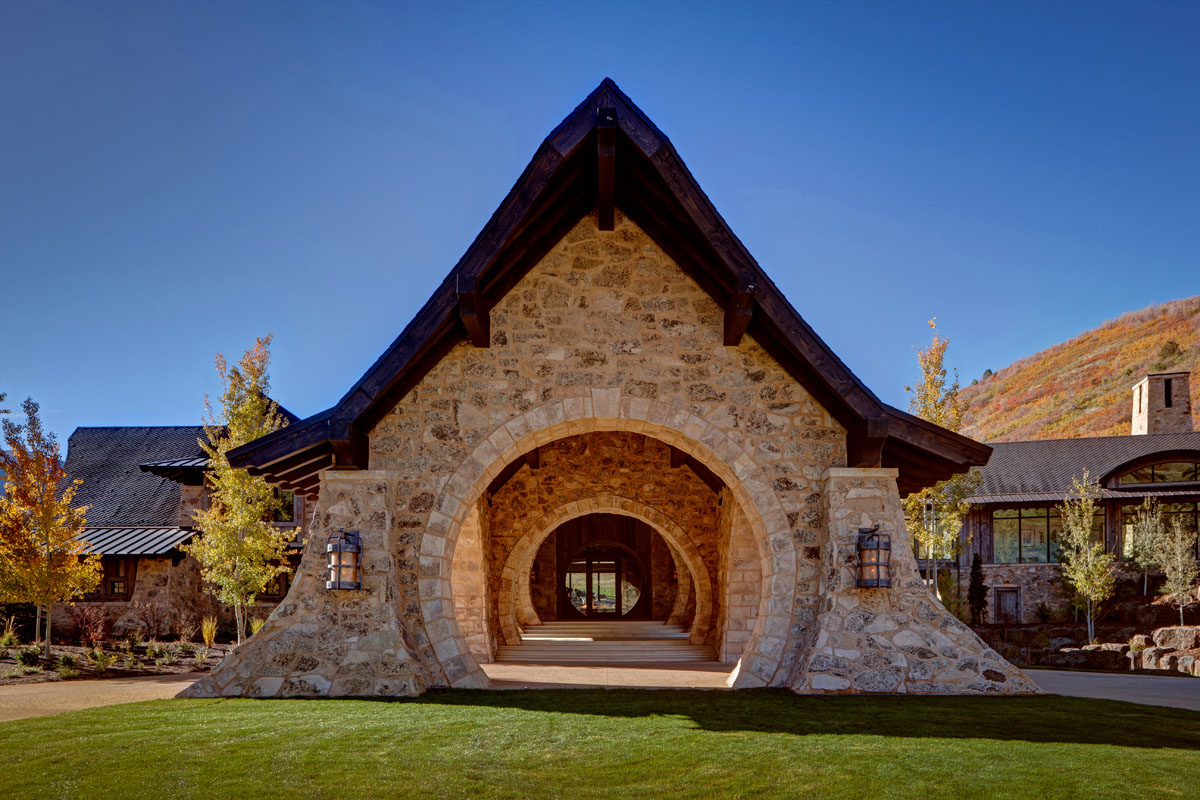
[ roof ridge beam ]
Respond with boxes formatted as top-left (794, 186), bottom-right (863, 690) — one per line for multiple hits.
top-left (597, 107), bottom-right (616, 230)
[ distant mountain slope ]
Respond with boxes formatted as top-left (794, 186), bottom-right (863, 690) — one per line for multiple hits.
top-left (959, 295), bottom-right (1200, 442)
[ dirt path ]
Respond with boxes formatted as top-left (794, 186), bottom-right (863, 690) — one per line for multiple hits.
top-left (0, 673), bottom-right (198, 722)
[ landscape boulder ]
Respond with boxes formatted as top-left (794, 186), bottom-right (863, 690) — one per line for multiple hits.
top-left (1152, 626), bottom-right (1199, 652)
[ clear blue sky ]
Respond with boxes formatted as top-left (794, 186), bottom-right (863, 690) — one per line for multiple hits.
top-left (2, 1), bottom-right (1197, 443)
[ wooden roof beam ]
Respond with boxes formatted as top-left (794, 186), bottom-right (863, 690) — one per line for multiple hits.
top-left (723, 273), bottom-right (756, 346)
top-left (597, 107), bottom-right (616, 231)
top-left (457, 274), bottom-right (490, 348)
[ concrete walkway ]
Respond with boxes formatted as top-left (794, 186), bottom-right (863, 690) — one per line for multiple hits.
top-left (0, 674), bottom-right (199, 723)
top-left (1032, 669), bottom-right (1200, 712)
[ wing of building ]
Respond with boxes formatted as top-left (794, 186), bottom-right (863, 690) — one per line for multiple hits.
top-left (961, 372), bottom-right (1199, 624)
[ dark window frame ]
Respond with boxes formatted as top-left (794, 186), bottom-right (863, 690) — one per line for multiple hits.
top-left (990, 506), bottom-right (1102, 565)
top-left (83, 556), bottom-right (138, 602)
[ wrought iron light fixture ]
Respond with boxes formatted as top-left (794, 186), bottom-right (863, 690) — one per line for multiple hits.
top-left (326, 528), bottom-right (362, 590)
top-left (856, 525), bottom-right (891, 588)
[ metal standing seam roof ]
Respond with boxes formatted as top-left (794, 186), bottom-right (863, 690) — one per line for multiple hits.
top-left (139, 456), bottom-right (210, 470)
top-left (78, 527), bottom-right (196, 556)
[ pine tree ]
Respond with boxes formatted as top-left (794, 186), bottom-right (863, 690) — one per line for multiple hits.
top-left (902, 319), bottom-right (982, 599)
top-left (1058, 471), bottom-right (1114, 643)
top-left (1156, 516), bottom-right (1198, 627)
top-left (968, 553), bottom-right (988, 626)
top-left (185, 336), bottom-right (292, 645)
top-left (0, 398), bottom-right (100, 656)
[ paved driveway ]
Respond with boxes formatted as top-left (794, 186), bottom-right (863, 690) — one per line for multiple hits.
top-left (0, 674), bottom-right (198, 723)
top-left (1032, 669), bottom-right (1200, 711)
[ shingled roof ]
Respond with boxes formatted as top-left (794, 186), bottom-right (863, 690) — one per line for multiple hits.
top-left (974, 431), bottom-right (1200, 503)
top-left (65, 426), bottom-right (205, 526)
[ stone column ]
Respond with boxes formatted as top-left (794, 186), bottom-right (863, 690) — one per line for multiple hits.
top-left (793, 467), bottom-right (1039, 695)
top-left (181, 470), bottom-right (438, 698)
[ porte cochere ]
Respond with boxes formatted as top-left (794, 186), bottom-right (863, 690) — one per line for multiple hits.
top-left (184, 80), bottom-right (1038, 697)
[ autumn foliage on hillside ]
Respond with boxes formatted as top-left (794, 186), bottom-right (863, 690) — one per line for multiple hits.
top-left (960, 295), bottom-right (1200, 442)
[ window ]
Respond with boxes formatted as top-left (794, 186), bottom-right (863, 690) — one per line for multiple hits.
top-left (991, 507), bottom-right (1102, 564)
top-left (1165, 378), bottom-right (1174, 408)
top-left (271, 489), bottom-right (302, 526)
top-left (1124, 502), bottom-right (1199, 559)
top-left (1118, 461), bottom-right (1200, 485)
top-left (84, 556), bottom-right (137, 601)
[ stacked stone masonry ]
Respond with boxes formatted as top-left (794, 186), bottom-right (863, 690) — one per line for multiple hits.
top-left (186, 213), bottom-right (1036, 697)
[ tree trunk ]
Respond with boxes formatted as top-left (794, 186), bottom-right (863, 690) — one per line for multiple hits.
top-left (33, 606), bottom-right (41, 645)
top-left (234, 603), bottom-right (245, 646)
top-left (1182, 600), bottom-right (1186, 628)
top-left (44, 603), bottom-right (52, 658)
top-left (1086, 599), bottom-right (1094, 643)
top-left (1143, 569), bottom-right (1149, 596)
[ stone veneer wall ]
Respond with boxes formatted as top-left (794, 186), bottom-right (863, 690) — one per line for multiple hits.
top-left (978, 564), bottom-right (1067, 624)
top-left (184, 471), bottom-right (439, 697)
top-left (794, 468), bottom-right (1039, 694)
top-left (716, 489), bottom-right (763, 662)
top-left (190, 213), bottom-right (1041, 696)
top-left (485, 432), bottom-right (719, 642)
top-left (451, 500), bottom-right (494, 661)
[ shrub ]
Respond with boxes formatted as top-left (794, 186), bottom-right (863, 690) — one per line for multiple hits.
top-left (1035, 602), bottom-right (1053, 624)
top-left (1130, 639), bottom-right (1147, 653)
top-left (132, 602), bottom-right (171, 639)
top-left (67, 604), bottom-right (112, 648)
top-left (57, 654), bottom-right (76, 669)
top-left (161, 644), bottom-right (177, 665)
top-left (57, 664), bottom-right (79, 678)
top-left (145, 639), bottom-right (167, 660)
top-left (249, 617), bottom-right (267, 636)
top-left (177, 641), bottom-right (195, 656)
top-left (15, 647), bottom-right (40, 667)
top-left (89, 648), bottom-right (117, 673)
top-left (195, 648), bottom-right (210, 667)
top-left (0, 616), bottom-right (18, 647)
top-left (175, 621), bottom-right (199, 644)
top-left (200, 616), bottom-right (218, 649)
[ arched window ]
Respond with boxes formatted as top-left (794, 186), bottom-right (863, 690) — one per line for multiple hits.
top-left (1118, 461), bottom-right (1200, 486)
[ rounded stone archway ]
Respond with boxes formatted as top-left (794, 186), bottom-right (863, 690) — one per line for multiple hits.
top-left (417, 390), bottom-right (801, 690)
top-left (492, 495), bottom-right (715, 646)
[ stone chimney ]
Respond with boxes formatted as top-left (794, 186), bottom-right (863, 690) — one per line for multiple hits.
top-left (1131, 372), bottom-right (1194, 435)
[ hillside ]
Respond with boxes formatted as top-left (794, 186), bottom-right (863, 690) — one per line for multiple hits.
top-left (959, 295), bottom-right (1200, 442)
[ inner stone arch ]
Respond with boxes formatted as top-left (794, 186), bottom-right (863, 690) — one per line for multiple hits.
top-left (493, 495), bottom-right (715, 647)
top-left (419, 392), bottom-right (802, 690)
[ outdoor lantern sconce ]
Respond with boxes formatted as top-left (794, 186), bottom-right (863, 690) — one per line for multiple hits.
top-left (326, 528), bottom-right (362, 590)
top-left (856, 525), bottom-right (891, 588)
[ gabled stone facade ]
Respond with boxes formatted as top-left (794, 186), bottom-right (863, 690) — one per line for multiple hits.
top-left (185, 213), bottom-right (1035, 698)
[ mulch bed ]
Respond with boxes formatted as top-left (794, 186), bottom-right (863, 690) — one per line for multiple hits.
top-left (0, 641), bottom-right (233, 685)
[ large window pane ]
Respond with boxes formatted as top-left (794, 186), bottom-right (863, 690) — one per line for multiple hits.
top-left (1120, 466), bottom-right (1154, 485)
top-left (1021, 512), bottom-right (1049, 563)
top-left (993, 515), bottom-right (1019, 563)
top-left (1156, 462), bottom-right (1196, 483)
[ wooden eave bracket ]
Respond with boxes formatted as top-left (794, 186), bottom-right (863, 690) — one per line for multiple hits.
top-left (457, 274), bottom-right (490, 348)
top-left (847, 416), bottom-right (889, 469)
top-left (597, 107), bottom-right (617, 231)
top-left (723, 273), bottom-right (757, 346)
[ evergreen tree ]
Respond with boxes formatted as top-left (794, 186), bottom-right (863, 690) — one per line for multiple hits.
top-left (968, 553), bottom-right (988, 626)
top-left (185, 336), bottom-right (292, 646)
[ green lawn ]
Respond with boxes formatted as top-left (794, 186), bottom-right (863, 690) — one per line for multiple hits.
top-left (1, 690), bottom-right (1198, 799)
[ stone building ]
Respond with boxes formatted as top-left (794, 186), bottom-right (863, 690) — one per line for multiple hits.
top-left (55, 424), bottom-right (307, 636)
top-left (184, 80), bottom-right (1037, 698)
top-left (960, 372), bottom-right (1199, 624)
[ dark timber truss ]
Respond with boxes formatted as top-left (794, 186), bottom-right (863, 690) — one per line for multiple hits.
top-left (229, 79), bottom-right (991, 498)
